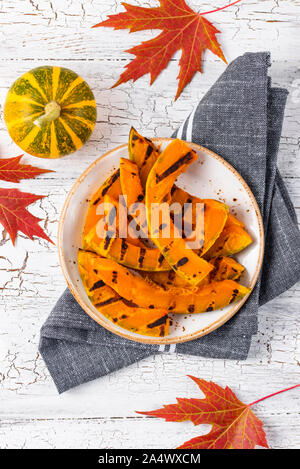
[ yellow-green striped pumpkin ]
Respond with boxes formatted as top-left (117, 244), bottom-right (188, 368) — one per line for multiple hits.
top-left (4, 66), bottom-right (97, 158)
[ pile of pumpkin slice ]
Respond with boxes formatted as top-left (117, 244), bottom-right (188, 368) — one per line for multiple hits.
top-left (78, 128), bottom-right (253, 338)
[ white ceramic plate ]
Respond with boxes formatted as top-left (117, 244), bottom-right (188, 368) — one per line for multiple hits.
top-left (58, 138), bottom-right (264, 344)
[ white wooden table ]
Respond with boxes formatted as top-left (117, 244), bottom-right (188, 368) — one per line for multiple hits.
top-left (0, 0), bottom-right (300, 449)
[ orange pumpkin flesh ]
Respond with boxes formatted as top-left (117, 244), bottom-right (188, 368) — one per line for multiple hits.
top-left (79, 130), bottom-right (253, 337)
top-left (78, 250), bottom-right (169, 336)
top-left (86, 253), bottom-right (250, 314)
top-left (146, 139), bottom-right (214, 286)
top-left (226, 213), bottom-right (245, 229)
top-left (128, 127), bottom-right (159, 187)
top-left (144, 256), bottom-right (245, 289)
top-left (119, 158), bottom-right (150, 243)
top-left (83, 224), bottom-right (170, 271)
top-left (171, 187), bottom-right (229, 255)
top-left (83, 169), bottom-right (122, 237)
top-left (205, 225), bottom-right (252, 259)
top-left (103, 194), bottom-right (144, 248)
top-left (120, 157), bottom-right (144, 207)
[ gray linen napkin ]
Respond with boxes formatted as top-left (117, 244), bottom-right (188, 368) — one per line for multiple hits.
top-left (39, 52), bottom-right (300, 393)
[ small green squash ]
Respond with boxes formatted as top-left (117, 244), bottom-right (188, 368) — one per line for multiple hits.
top-left (4, 66), bottom-right (96, 158)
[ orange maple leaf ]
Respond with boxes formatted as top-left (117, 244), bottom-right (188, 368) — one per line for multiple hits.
top-left (0, 188), bottom-right (54, 246)
top-left (137, 376), bottom-right (269, 449)
top-left (93, 0), bottom-right (237, 99)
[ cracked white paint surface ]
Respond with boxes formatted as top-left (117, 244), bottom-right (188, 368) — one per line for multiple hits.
top-left (0, 0), bottom-right (300, 449)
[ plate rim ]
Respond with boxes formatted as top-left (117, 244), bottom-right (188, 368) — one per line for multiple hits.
top-left (58, 138), bottom-right (265, 345)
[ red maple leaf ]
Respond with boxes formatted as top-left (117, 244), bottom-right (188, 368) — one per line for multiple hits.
top-left (93, 1), bottom-right (241, 99)
top-left (0, 188), bottom-right (54, 246)
top-left (137, 376), bottom-right (269, 449)
top-left (0, 155), bottom-right (53, 183)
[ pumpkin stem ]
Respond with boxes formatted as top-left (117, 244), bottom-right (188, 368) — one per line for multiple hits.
top-left (34, 101), bottom-right (61, 127)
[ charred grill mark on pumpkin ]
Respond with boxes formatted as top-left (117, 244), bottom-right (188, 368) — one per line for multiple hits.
top-left (176, 257), bottom-right (189, 268)
top-left (89, 280), bottom-right (105, 292)
top-left (144, 144), bottom-right (154, 163)
top-left (209, 257), bottom-right (222, 281)
top-left (168, 270), bottom-right (176, 281)
top-left (148, 315), bottom-right (168, 329)
top-left (138, 247), bottom-right (146, 268)
top-left (95, 297), bottom-right (120, 308)
top-left (108, 206), bottom-right (116, 226)
top-left (93, 197), bottom-right (101, 206)
top-left (137, 193), bottom-right (144, 202)
top-left (172, 212), bottom-right (184, 232)
top-left (188, 305), bottom-right (195, 313)
top-left (122, 298), bottom-right (139, 307)
top-left (120, 196), bottom-right (127, 207)
top-left (206, 305), bottom-right (214, 312)
top-left (103, 230), bottom-right (115, 250)
top-left (209, 269), bottom-right (217, 282)
top-left (158, 253), bottom-right (165, 267)
top-left (120, 239), bottom-right (128, 261)
top-left (170, 185), bottom-right (177, 196)
top-left (101, 169), bottom-right (120, 197)
top-left (156, 152), bottom-right (194, 183)
top-left (131, 134), bottom-right (139, 141)
top-left (112, 271), bottom-right (118, 284)
top-left (229, 288), bottom-right (240, 304)
top-left (141, 219), bottom-right (147, 229)
top-left (78, 247), bottom-right (94, 254)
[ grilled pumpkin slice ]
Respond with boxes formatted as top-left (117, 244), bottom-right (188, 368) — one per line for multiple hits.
top-left (205, 224), bottom-right (252, 259)
top-left (120, 157), bottom-right (144, 207)
top-left (210, 256), bottom-right (245, 281)
top-left (78, 250), bottom-right (169, 336)
top-left (144, 256), bottom-right (245, 289)
top-left (119, 158), bottom-right (150, 242)
top-left (226, 213), bottom-right (245, 229)
top-left (170, 187), bottom-right (229, 255)
top-left (146, 139), bottom-right (214, 286)
top-left (128, 127), bottom-right (159, 187)
top-left (83, 168), bottom-right (122, 237)
top-left (102, 194), bottom-right (145, 247)
top-left (128, 130), bottom-right (233, 255)
top-left (87, 255), bottom-right (250, 314)
top-left (83, 221), bottom-right (170, 271)
top-left (172, 280), bottom-right (250, 313)
top-left (128, 129), bottom-right (243, 248)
